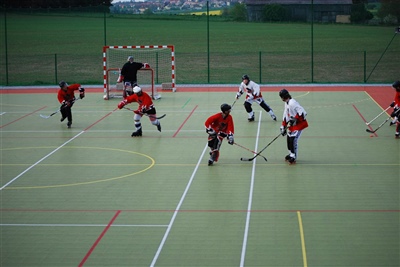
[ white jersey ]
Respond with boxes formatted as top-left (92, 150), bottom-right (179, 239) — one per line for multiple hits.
top-left (283, 98), bottom-right (307, 121)
top-left (238, 80), bottom-right (262, 100)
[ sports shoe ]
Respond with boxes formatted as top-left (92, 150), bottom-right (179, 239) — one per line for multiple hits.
top-left (390, 121), bottom-right (395, 126)
top-left (67, 121), bottom-right (72, 128)
top-left (131, 128), bottom-right (142, 137)
top-left (284, 154), bottom-right (291, 161)
top-left (288, 157), bottom-right (296, 164)
top-left (157, 123), bottom-right (162, 132)
top-left (208, 159), bottom-right (214, 166)
top-left (248, 115), bottom-right (255, 122)
top-left (271, 114), bottom-right (277, 121)
top-left (395, 132), bottom-right (400, 138)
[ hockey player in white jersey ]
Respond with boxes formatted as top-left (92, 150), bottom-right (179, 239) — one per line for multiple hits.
top-left (279, 89), bottom-right (308, 164)
top-left (236, 74), bottom-right (276, 122)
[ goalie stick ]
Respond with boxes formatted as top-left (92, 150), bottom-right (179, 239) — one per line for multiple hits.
top-left (240, 129), bottom-right (285, 162)
top-left (365, 106), bottom-right (391, 126)
top-left (366, 116), bottom-right (391, 133)
top-left (123, 107), bottom-right (166, 120)
top-left (39, 98), bottom-right (79, 119)
top-left (234, 142), bottom-right (267, 161)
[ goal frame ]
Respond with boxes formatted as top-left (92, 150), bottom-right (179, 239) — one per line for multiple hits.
top-left (103, 45), bottom-right (176, 98)
top-left (105, 68), bottom-right (156, 100)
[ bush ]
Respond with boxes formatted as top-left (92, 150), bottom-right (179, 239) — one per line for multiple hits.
top-left (262, 4), bottom-right (288, 22)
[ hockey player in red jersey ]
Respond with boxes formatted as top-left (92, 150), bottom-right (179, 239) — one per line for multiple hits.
top-left (279, 89), bottom-right (308, 164)
top-left (57, 81), bottom-right (85, 128)
top-left (236, 74), bottom-right (276, 122)
top-left (389, 80), bottom-right (400, 138)
top-left (204, 103), bottom-right (235, 166)
top-left (117, 86), bottom-right (161, 137)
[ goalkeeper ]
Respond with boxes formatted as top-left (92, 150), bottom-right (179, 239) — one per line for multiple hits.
top-left (57, 81), bottom-right (85, 128)
top-left (205, 103), bottom-right (235, 166)
top-left (117, 56), bottom-right (150, 98)
top-left (117, 86), bottom-right (161, 137)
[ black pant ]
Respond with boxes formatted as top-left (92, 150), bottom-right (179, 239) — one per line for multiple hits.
top-left (60, 103), bottom-right (73, 122)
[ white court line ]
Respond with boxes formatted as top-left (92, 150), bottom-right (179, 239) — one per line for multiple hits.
top-left (150, 143), bottom-right (209, 267)
top-left (240, 111), bottom-right (262, 266)
top-left (0, 223), bottom-right (168, 227)
top-left (0, 131), bottom-right (85, 191)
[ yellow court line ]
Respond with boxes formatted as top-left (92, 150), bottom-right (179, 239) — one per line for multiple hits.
top-left (2, 146), bottom-right (155, 189)
top-left (297, 211), bottom-right (308, 267)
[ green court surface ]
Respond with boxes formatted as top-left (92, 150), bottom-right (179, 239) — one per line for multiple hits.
top-left (1, 86), bottom-right (399, 267)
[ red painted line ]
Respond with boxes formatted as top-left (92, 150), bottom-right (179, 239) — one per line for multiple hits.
top-left (83, 108), bottom-right (118, 131)
top-left (78, 210), bottom-right (121, 267)
top-left (353, 104), bottom-right (378, 137)
top-left (0, 106), bottom-right (47, 129)
top-left (0, 85), bottom-right (390, 94)
top-left (172, 105), bottom-right (198, 138)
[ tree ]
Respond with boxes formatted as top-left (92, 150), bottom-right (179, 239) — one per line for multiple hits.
top-left (350, 3), bottom-right (373, 23)
top-left (377, 0), bottom-right (400, 23)
top-left (229, 3), bottom-right (247, 22)
top-left (262, 4), bottom-right (288, 22)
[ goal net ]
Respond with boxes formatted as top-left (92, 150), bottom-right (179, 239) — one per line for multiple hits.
top-left (103, 45), bottom-right (175, 100)
top-left (105, 68), bottom-right (155, 99)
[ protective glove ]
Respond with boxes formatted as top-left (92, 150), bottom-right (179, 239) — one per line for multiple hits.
top-left (390, 101), bottom-right (395, 108)
top-left (117, 99), bottom-right (127, 109)
top-left (391, 107), bottom-right (400, 118)
top-left (141, 105), bottom-right (148, 114)
top-left (228, 134), bottom-right (234, 145)
top-left (62, 100), bottom-right (71, 108)
top-left (117, 75), bottom-right (124, 83)
top-left (236, 92), bottom-right (242, 100)
top-left (280, 125), bottom-right (287, 136)
top-left (79, 88), bottom-right (85, 99)
top-left (143, 63), bottom-right (151, 68)
top-left (206, 127), bottom-right (216, 135)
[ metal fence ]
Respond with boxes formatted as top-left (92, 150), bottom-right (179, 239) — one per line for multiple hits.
top-left (1, 50), bottom-right (398, 86)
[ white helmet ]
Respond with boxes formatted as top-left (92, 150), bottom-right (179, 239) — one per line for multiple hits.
top-left (133, 86), bottom-right (142, 94)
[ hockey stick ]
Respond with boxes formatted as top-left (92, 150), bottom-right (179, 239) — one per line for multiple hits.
top-left (231, 100), bottom-right (237, 109)
top-left (123, 107), bottom-right (166, 120)
top-left (240, 130), bottom-right (284, 161)
top-left (366, 116), bottom-right (391, 133)
top-left (365, 106), bottom-right (391, 125)
top-left (39, 98), bottom-right (79, 119)
top-left (234, 142), bottom-right (267, 161)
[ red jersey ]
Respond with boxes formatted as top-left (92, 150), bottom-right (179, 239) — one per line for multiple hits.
top-left (205, 112), bottom-right (234, 136)
top-left (393, 91), bottom-right (400, 107)
top-left (125, 91), bottom-right (154, 113)
top-left (57, 84), bottom-right (81, 103)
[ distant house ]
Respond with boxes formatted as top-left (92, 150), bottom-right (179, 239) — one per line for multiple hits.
top-left (245, 0), bottom-right (353, 22)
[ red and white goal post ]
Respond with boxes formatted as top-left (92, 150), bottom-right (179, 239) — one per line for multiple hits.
top-left (103, 45), bottom-right (175, 100)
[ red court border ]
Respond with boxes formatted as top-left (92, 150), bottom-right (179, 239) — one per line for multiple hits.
top-left (1, 84), bottom-right (393, 110)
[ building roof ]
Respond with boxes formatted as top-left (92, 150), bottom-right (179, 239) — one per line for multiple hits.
top-left (245, 0), bottom-right (352, 4)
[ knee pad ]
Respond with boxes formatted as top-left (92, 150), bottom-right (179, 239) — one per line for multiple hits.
top-left (244, 101), bottom-right (252, 113)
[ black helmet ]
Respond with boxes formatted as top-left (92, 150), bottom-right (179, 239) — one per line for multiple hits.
top-left (392, 80), bottom-right (400, 89)
top-left (242, 74), bottom-right (250, 81)
top-left (279, 89), bottom-right (291, 99)
top-left (59, 81), bottom-right (67, 88)
top-left (220, 103), bottom-right (232, 112)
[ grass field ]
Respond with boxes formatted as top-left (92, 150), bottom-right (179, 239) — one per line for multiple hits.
top-left (0, 13), bottom-right (399, 85)
top-left (0, 84), bottom-right (399, 266)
